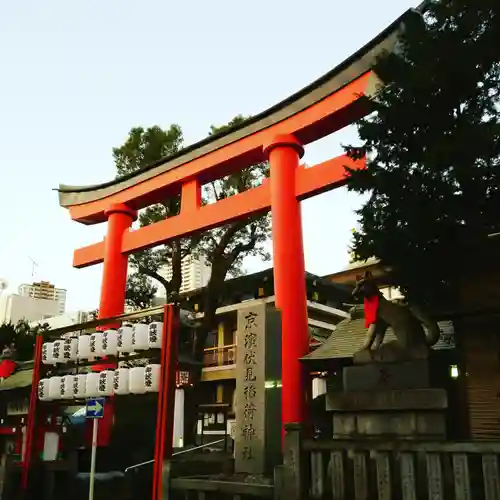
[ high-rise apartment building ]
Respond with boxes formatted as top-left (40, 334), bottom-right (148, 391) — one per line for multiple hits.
top-left (18, 281), bottom-right (67, 315)
top-left (157, 255), bottom-right (211, 296)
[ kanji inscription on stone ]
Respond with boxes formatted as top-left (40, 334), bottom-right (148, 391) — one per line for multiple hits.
top-left (235, 303), bottom-right (266, 474)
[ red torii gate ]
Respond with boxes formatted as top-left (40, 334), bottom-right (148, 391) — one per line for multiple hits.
top-left (56, 10), bottom-right (409, 450)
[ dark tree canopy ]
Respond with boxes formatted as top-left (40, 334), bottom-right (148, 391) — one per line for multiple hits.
top-left (113, 125), bottom-right (183, 178)
top-left (346, 0), bottom-right (500, 305)
top-left (0, 320), bottom-right (49, 361)
top-left (125, 273), bottom-right (158, 310)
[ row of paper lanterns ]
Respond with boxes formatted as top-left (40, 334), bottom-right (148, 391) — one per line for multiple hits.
top-left (42, 322), bottom-right (163, 365)
top-left (38, 365), bottom-right (161, 401)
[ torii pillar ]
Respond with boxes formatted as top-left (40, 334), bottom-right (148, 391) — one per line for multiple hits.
top-left (98, 203), bottom-right (137, 328)
top-left (91, 203), bottom-right (136, 445)
top-left (264, 134), bottom-right (309, 431)
top-left (92, 203), bottom-right (137, 373)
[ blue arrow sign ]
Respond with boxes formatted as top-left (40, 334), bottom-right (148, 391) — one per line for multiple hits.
top-left (86, 397), bottom-right (105, 419)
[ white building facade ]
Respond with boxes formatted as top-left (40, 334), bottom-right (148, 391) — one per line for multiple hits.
top-left (158, 255), bottom-right (211, 296)
top-left (18, 281), bottom-right (67, 315)
top-left (29, 310), bottom-right (92, 330)
top-left (0, 294), bottom-right (60, 325)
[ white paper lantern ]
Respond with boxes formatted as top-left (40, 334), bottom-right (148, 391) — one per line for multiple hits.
top-left (85, 372), bottom-right (100, 398)
top-left (117, 325), bottom-right (134, 353)
top-left (144, 364), bottom-right (161, 392)
top-left (113, 368), bottom-right (130, 395)
top-left (90, 332), bottom-right (104, 358)
top-left (129, 367), bottom-right (146, 394)
top-left (148, 322), bottom-right (163, 349)
top-left (132, 324), bottom-right (149, 351)
top-left (38, 379), bottom-right (52, 401)
top-left (72, 374), bottom-right (87, 399)
top-left (60, 375), bottom-right (74, 399)
top-left (98, 370), bottom-right (114, 396)
top-left (312, 377), bottom-right (327, 399)
top-left (102, 329), bottom-right (118, 356)
top-left (48, 377), bottom-right (62, 400)
top-left (62, 338), bottom-right (78, 363)
top-left (77, 335), bottom-right (91, 360)
top-left (52, 340), bottom-right (64, 364)
top-left (42, 343), bottom-right (55, 365)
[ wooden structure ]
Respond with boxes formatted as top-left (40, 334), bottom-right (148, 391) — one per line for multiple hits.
top-left (287, 425), bottom-right (500, 500)
top-left (18, 304), bottom-right (179, 500)
top-left (181, 268), bottom-right (351, 411)
top-left (55, 6), bottom-right (423, 445)
top-left (159, 424), bottom-right (500, 499)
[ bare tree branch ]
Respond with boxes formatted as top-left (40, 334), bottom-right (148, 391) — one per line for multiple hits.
top-left (138, 266), bottom-right (170, 295)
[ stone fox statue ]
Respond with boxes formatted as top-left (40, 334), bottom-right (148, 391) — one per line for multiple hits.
top-left (351, 271), bottom-right (440, 361)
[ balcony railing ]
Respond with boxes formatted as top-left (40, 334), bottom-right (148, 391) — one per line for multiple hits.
top-left (203, 344), bottom-right (236, 368)
top-left (202, 338), bottom-right (321, 369)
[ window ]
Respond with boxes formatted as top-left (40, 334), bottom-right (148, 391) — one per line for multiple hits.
top-left (205, 331), bottom-right (217, 349)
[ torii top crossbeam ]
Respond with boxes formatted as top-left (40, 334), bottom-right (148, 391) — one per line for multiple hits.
top-left (55, 10), bottom-right (414, 440)
top-left (58, 12), bottom-right (414, 265)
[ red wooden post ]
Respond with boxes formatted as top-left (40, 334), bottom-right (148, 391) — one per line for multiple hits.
top-left (97, 203), bottom-right (137, 330)
top-left (91, 203), bottom-right (136, 446)
top-left (152, 304), bottom-right (179, 500)
top-left (264, 134), bottom-right (310, 436)
top-left (21, 333), bottom-right (44, 493)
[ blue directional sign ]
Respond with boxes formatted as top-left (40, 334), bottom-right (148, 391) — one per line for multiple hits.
top-left (86, 397), bottom-right (105, 419)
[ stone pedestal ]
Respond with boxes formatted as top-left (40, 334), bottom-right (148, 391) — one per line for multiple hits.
top-left (343, 360), bottom-right (430, 392)
top-left (327, 360), bottom-right (448, 440)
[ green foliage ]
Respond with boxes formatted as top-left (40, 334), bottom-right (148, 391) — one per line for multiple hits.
top-left (125, 274), bottom-right (158, 310)
top-left (0, 320), bottom-right (49, 361)
top-left (345, 0), bottom-right (500, 304)
top-left (0, 322), bottom-right (16, 350)
top-left (113, 125), bottom-right (183, 178)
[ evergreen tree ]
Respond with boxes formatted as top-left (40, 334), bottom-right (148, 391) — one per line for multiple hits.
top-left (345, 0), bottom-right (500, 305)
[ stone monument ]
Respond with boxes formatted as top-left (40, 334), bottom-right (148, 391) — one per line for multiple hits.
top-left (328, 272), bottom-right (448, 440)
top-left (234, 301), bottom-right (282, 475)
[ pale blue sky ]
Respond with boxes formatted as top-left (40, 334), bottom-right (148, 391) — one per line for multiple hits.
top-left (0, 0), bottom-right (414, 311)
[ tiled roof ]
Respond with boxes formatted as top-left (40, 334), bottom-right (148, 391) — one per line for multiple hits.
top-left (302, 313), bottom-right (395, 361)
top-left (0, 368), bottom-right (33, 391)
top-left (302, 306), bottom-right (454, 361)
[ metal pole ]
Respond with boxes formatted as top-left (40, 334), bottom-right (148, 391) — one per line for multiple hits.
top-left (224, 410), bottom-right (228, 452)
top-left (89, 418), bottom-right (99, 500)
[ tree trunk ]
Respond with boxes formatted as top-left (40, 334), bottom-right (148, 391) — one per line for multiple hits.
top-left (169, 240), bottom-right (183, 301)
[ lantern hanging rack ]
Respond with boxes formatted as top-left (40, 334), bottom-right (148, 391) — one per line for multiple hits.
top-left (41, 305), bottom-right (165, 340)
top-left (24, 304), bottom-right (182, 497)
top-left (38, 305), bottom-right (199, 341)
